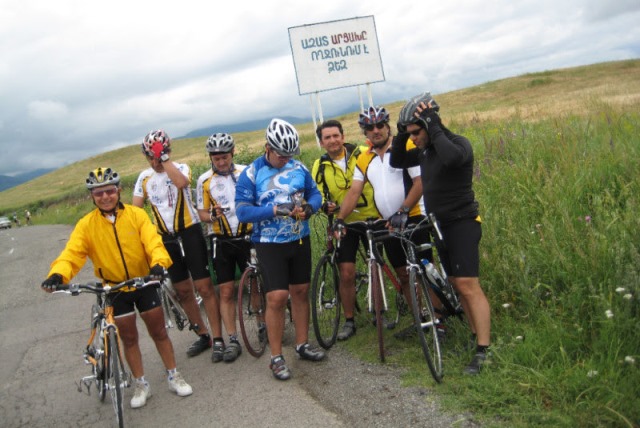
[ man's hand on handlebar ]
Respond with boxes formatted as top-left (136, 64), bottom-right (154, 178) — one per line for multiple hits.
top-left (41, 273), bottom-right (63, 293)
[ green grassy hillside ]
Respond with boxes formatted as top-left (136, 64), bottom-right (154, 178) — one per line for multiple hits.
top-left (1, 59), bottom-right (639, 217)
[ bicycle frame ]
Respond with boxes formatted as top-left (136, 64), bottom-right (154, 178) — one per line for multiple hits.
top-left (54, 276), bottom-right (161, 428)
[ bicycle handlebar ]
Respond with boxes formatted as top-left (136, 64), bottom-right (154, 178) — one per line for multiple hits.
top-left (53, 276), bottom-right (162, 295)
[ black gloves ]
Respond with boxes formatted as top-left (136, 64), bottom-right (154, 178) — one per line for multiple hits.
top-left (397, 121), bottom-right (408, 134)
top-left (41, 273), bottom-right (63, 291)
top-left (388, 210), bottom-right (408, 230)
top-left (321, 201), bottom-right (332, 215)
top-left (275, 203), bottom-right (295, 216)
top-left (417, 108), bottom-right (441, 131)
top-left (301, 203), bottom-right (314, 218)
top-left (149, 264), bottom-right (166, 279)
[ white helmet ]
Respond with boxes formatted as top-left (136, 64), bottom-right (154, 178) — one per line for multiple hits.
top-left (205, 133), bottom-right (235, 154)
top-left (266, 118), bottom-right (300, 156)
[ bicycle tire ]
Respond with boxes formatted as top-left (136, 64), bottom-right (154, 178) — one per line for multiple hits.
top-left (370, 260), bottom-right (386, 362)
top-left (107, 329), bottom-right (125, 428)
top-left (237, 268), bottom-right (267, 357)
top-left (159, 288), bottom-right (175, 329)
top-left (311, 253), bottom-right (341, 349)
top-left (90, 304), bottom-right (107, 402)
top-left (409, 268), bottom-right (444, 382)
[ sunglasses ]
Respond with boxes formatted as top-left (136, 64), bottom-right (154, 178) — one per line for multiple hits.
top-left (363, 123), bottom-right (386, 132)
top-left (91, 187), bottom-right (118, 197)
top-left (408, 128), bottom-right (424, 137)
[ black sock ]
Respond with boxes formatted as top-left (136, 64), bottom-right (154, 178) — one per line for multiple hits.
top-left (476, 345), bottom-right (489, 354)
top-left (346, 318), bottom-right (355, 324)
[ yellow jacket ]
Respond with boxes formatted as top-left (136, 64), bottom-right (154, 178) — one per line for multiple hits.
top-left (48, 203), bottom-right (172, 287)
top-left (311, 143), bottom-right (379, 223)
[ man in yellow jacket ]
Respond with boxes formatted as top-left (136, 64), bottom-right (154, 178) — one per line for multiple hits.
top-left (41, 167), bottom-right (193, 409)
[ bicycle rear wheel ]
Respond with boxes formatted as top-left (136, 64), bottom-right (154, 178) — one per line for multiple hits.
top-left (311, 253), bottom-right (341, 349)
top-left (106, 329), bottom-right (125, 428)
top-left (409, 268), bottom-right (443, 382)
top-left (237, 268), bottom-right (267, 357)
top-left (370, 260), bottom-right (385, 362)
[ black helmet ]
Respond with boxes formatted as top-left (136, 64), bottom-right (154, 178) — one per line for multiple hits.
top-left (398, 92), bottom-right (439, 128)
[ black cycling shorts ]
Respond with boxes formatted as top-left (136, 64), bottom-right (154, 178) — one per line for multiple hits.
top-left (212, 237), bottom-right (251, 284)
top-left (436, 217), bottom-right (482, 277)
top-left (111, 285), bottom-right (162, 318)
top-left (254, 236), bottom-right (311, 293)
top-left (336, 222), bottom-right (369, 264)
top-left (162, 225), bottom-right (210, 283)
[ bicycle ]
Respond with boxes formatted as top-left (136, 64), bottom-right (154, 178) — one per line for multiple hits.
top-left (310, 213), bottom-right (368, 349)
top-left (53, 275), bottom-right (161, 428)
top-left (159, 234), bottom-right (210, 333)
top-left (393, 213), bottom-right (464, 382)
top-left (326, 218), bottom-right (409, 362)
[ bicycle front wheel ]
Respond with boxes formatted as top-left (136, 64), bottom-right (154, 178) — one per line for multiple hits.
top-left (311, 253), bottom-right (341, 349)
top-left (90, 305), bottom-right (107, 402)
top-left (370, 261), bottom-right (386, 362)
top-left (409, 268), bottom-right (443, 382)
top-left (106, 329), bottom-right (125, 428)
top-left (237, 268), bottom-right (267, 357)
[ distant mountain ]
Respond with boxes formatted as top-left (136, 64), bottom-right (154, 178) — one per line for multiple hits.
top-left (0, 168), bottom-right (55, 192)
top-left (180, 116), bottom-right (308, 139)
top-left (180, 104), bottom-right (362, 139)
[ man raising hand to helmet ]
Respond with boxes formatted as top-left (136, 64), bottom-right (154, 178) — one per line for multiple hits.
top-left (133, 130), bottom-right (225, 362)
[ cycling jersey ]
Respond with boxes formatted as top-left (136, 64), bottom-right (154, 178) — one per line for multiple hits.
top-left (311, 143), bottom-right (379, 223)
top-left (48, 203), bottom-right (172, 287)
top-left (133, 163), bottom-right (200, 234)
top-left (235, 155), bottom-right (322, 243)
top-left (353, 142), bottom-right (424, 219)
top-left (196, 165), bottom-right (252, 237)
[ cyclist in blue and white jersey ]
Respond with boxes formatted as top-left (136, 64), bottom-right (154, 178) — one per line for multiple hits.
top-left (235, 118), bottom-right (325, 381)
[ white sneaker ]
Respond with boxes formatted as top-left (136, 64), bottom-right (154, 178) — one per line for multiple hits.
top-left (168, 371), bottom-right (193, 397)
top-left (130, 382), bottom-right (151, 409)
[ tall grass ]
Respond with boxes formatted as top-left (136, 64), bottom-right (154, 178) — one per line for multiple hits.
top-left (389, 108), bottom-right (639, 427)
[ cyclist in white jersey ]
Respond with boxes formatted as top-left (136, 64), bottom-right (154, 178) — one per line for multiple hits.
top-left (196, 132), bottom-right (252, 363)
top-left (133, 130), bottom-right (225, 361)
top-left (336, 106), bottom-right (430, 315)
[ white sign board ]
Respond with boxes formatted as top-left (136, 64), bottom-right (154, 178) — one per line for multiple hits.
top-left (288, 16), bottom-right (385, 95)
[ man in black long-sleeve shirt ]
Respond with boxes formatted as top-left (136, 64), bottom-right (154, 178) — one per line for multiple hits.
top-left (390, 92), bottom-right (491, 375)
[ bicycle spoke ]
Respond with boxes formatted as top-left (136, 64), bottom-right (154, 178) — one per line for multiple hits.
top-left (237, 268), bottom-right (267, 357)
top-left (311, 254), bottom-right (341, 349)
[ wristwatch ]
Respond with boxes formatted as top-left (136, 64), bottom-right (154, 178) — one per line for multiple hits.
top-left (400, 205), bottom-right (410, 214)
top-left (160, 153), bottom-right (170, 162)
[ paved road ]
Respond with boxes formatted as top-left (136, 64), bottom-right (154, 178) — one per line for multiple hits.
top-left (0, 225), bottom-right (477, 428)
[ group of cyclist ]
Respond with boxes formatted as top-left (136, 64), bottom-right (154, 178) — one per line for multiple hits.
top-left (41, 92), bottom-right (491, 408)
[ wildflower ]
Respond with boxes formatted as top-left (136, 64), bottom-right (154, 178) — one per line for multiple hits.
top-left (585, 215), bottom-right (592, 225)
top-left (624, 356), bottom-right (635, 365)
top-left (515, 336), bottom-right (523, 342)
top-left (615, 287), bottom-right (626, 293)
top-left (623, 294), bottom-right (632, 300)
top-left (587, 370), bottom-right (598, 378)
top-left (605, 309), bottom-right (614, 319)
top-left (502, 303), bottom-right (511, 309)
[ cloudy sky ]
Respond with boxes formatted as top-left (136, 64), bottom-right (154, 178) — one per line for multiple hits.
top-left (1, 0), bottom-right (639, 176)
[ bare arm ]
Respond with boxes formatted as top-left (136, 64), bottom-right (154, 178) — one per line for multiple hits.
top-left (163, 161), bottom-right (190, 189)
top-left (337, 179), bottom-right (365, 221)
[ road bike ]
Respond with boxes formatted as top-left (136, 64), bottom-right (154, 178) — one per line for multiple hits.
top-left (160, 234), bottom-right (210, 334)
top-left (54, 275), bottom-right (161, 428)
top-left (353, 218), bottom-right (409, 363)
top-left (394, 214), bottom-right (464, 382)
top-left (310, 213), bottom-right (368, 349)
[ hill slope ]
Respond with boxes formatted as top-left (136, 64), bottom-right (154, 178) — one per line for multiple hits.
top-left (0, 59), bottom-right (638, 212)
